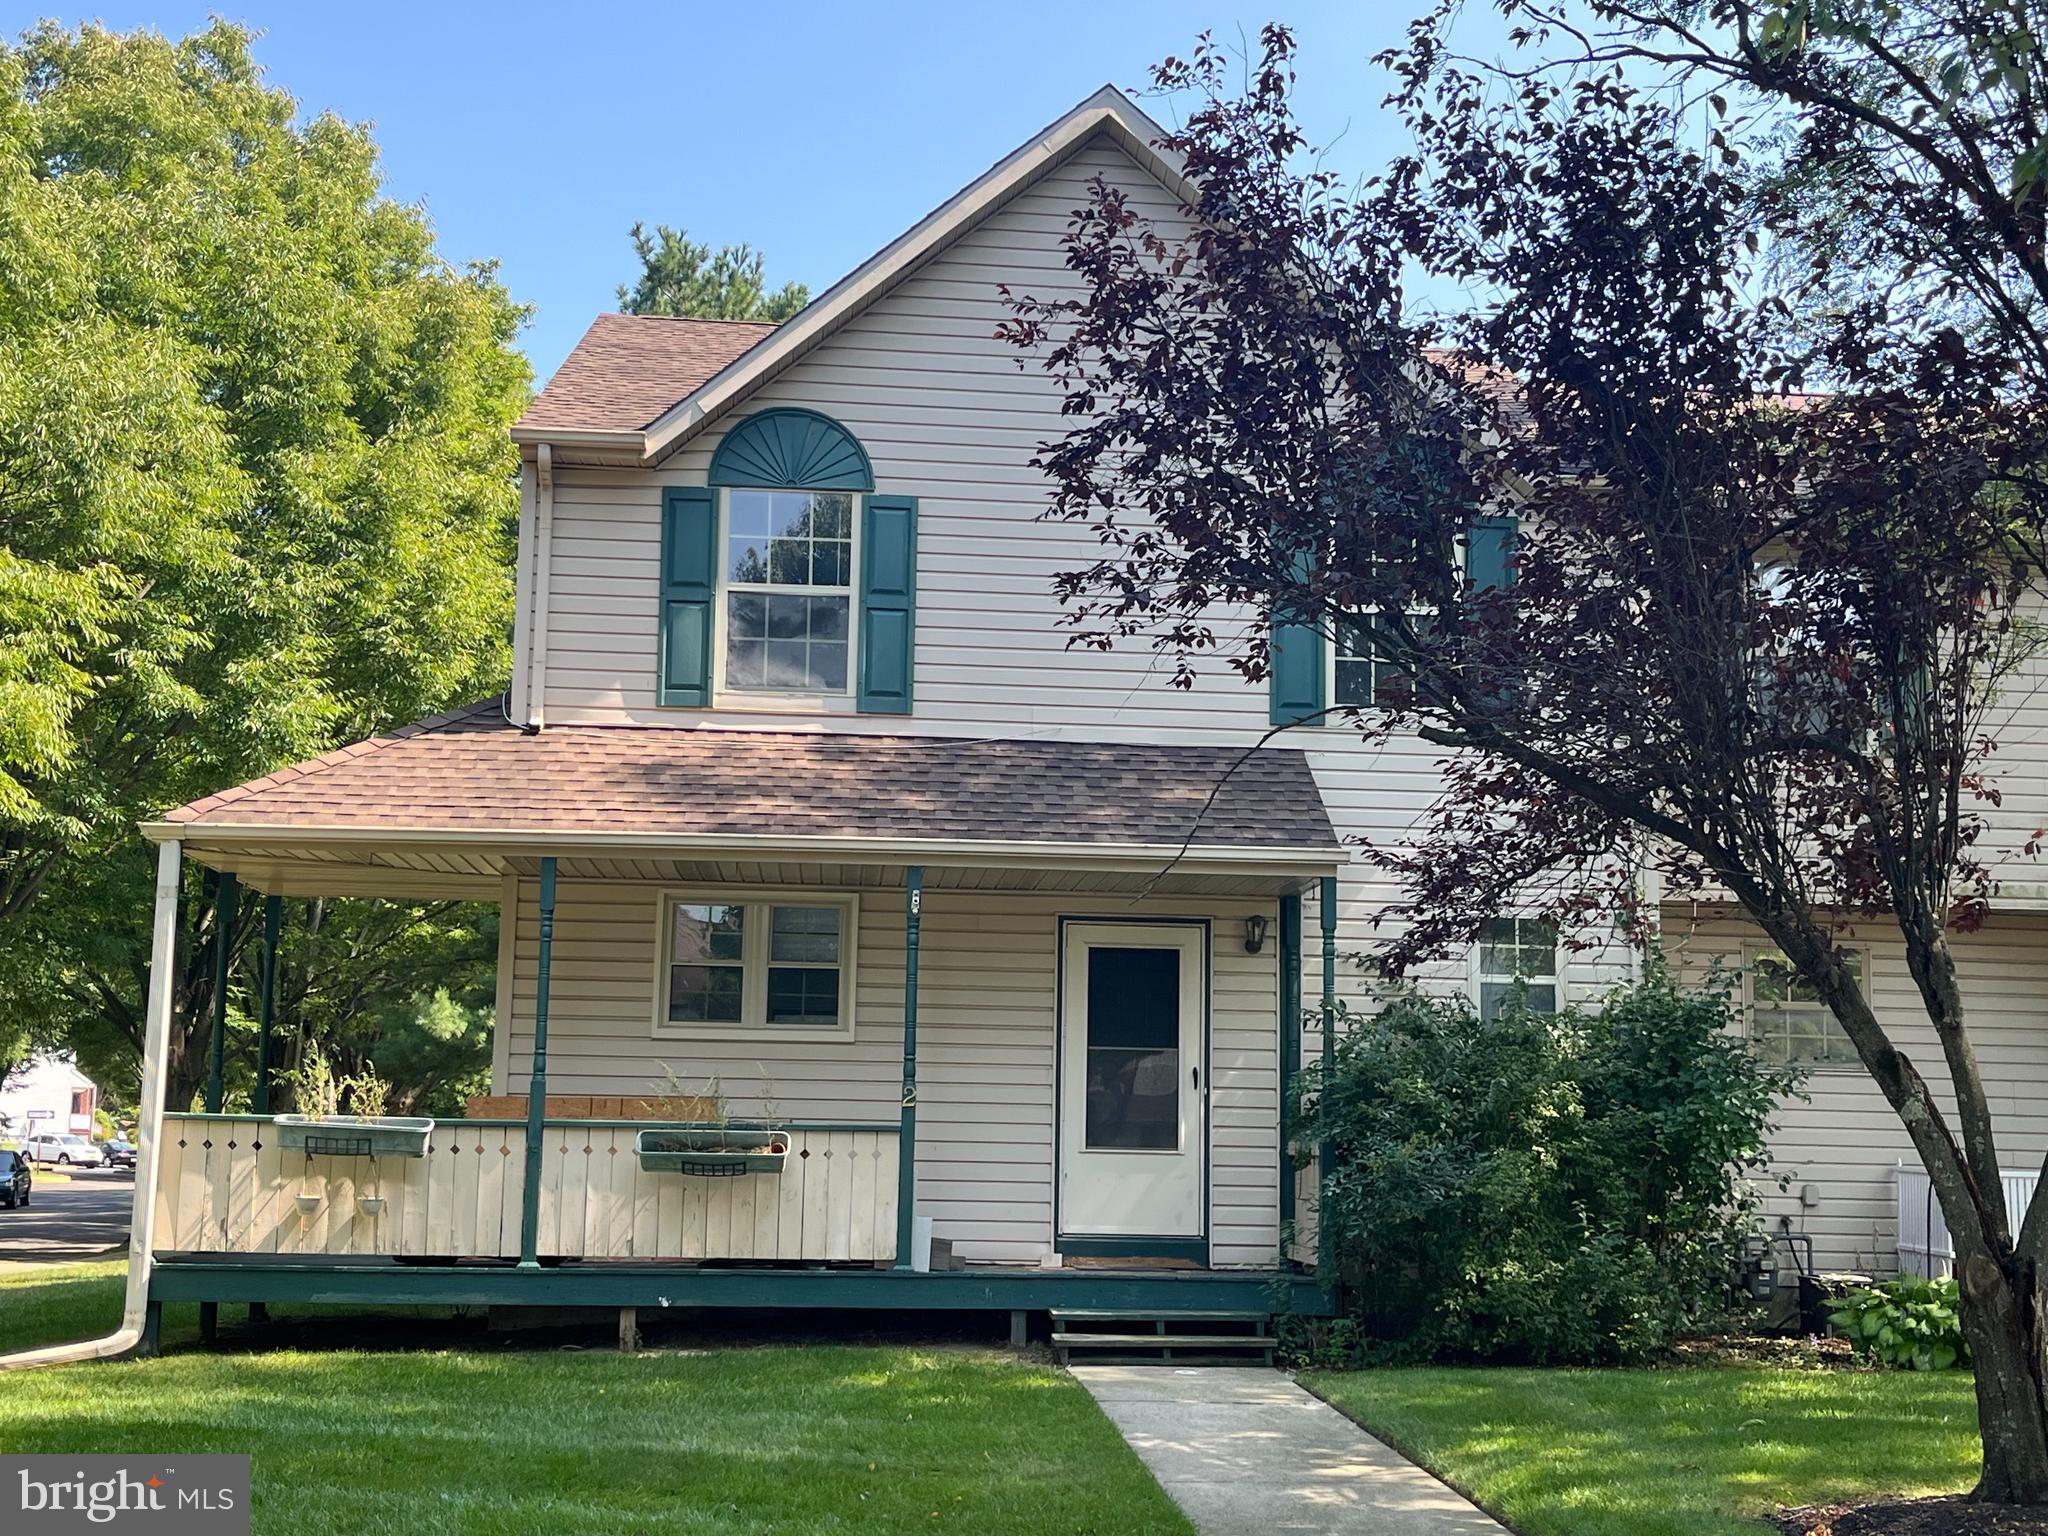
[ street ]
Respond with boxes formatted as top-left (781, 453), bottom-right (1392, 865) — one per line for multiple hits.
top-left (0, 1167), bottom-right (132, 1263)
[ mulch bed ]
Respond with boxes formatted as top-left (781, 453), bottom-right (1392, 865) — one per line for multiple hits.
top-left (1672, 1332), bottom-right (1863, 1368)
top-left (1773, 1496), bottom-right (2048, 1534)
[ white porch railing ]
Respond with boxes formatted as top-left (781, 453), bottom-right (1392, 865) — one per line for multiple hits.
top-left (1897, 1162), bottom-right (2041, 1278)
top-left (153, 1115), bottom-right (899, 1264)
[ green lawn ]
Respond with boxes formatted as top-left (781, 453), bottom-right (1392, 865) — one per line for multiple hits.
top-left (0, 1263), bottom-right (1188, 1535)
top-left (0, 1260), bottom-right (192, 1353)
top-left (0, 1259), bottom-right (428, 1355)
top-left (1304, 1364), bottom-right (1983, 1536)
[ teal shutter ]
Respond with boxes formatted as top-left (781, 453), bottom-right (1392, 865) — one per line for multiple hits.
top-left (858, 495), bottom-right (917, 713)
top-left (1269, 547), bottom-right (1324, 726)
top-left (659, 486), bottom-right (717, 707)
top-left (1467, 515), bottom-right (1518, 590)
top-left (1270, 619), bottom-right (1325, 726)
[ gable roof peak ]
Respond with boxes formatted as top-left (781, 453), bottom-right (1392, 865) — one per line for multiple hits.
top-left (514, 82), bottom-right (1189, 461)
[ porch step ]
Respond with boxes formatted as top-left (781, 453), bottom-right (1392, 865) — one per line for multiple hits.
top-left (1049, 1308), bottom-right (1274, 1366)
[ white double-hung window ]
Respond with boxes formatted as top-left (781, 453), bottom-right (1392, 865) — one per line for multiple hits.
top-left (720, 489), bottom-right (856, 694)
top-left (656, 891), bottom-right (858, 1041)
top-left (1333, 617), bottom-right (1405, 708)
top-left (1474, 916), bottom-right (1559, 1019)
top-left (1747, 949), bottom-right (1862, 1066)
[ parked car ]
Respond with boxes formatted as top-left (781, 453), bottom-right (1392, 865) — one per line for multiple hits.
top-left (26, 1133), bottom-right (104, 1168)
top-left (0, 1149), bottom-right (31, 1208)
top-left (101, 1139), bottom-right (137, 1169)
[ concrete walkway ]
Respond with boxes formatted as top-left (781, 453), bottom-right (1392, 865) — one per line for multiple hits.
top-left (1073, 1365), bottom-right (1507, 1535)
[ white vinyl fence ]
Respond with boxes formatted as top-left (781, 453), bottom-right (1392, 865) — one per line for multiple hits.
top-left (1897, 1162), bottom-right (2041, 1278)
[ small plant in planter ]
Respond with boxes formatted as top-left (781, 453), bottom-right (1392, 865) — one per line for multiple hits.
top-left (273, 1047), bottom-right (434, 1159)
top-left (635, 1126), bottom-right (792, 1176)
top-left (634, 1073), bottom-right (791, 1176)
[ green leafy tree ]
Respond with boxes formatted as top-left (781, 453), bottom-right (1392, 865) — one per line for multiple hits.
top-left (617, 222), bottom-right (808, 321)
top-left (251, 898), bottom-right (496, 1119)
top-left (0, 21), bottom-right (530, 1106)
top-left (52, 887), bottom-right (499, 1120)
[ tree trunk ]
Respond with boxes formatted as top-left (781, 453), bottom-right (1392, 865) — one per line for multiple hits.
top-left (1957, 1242), bottom-right (2048, 1503)
top-left (163, 1016), bottom-right (208, 1117)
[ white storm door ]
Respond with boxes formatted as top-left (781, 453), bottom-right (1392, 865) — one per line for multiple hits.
top-left (1057, 922), bottom-right (1205, 1239)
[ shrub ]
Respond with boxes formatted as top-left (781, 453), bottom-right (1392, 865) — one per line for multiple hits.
top-left (1290, 972), bottom-right (1799, 1365)
top-left (1829, 1277), bottom-right (1970, 1370)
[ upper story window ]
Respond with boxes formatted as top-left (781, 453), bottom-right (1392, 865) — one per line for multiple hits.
top-left (1332, 618), bottom-right (1425, 709)
top-left (1475, 916), bottom-right (1558, 1019)
top-left (1332, 618), bottom-right (1385, 709)
top-left (723, 489), bottom-right (855, 693)
top-left (1270, 515), bottom-right (1517, 728)
top-left (660, 408), bottom-right (915, 715)
top-left (1747, 948), bottom-right (1862, 1066)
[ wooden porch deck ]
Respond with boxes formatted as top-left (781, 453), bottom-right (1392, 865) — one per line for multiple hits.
top-left (146, 1252), bottom-right (1331, 1318)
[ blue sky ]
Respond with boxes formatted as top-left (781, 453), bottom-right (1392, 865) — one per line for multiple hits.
top-left (51, 2), bottom-right (1509, 385)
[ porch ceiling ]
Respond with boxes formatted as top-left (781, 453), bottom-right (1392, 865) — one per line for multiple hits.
top-left (147, 701), bottom-right (1346, 899)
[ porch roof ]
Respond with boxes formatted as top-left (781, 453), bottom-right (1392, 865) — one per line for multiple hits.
top-left (146, 703), bottom-right (1343, 890)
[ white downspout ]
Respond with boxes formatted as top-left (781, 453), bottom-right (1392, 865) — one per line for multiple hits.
top-left (529, 442), bottom-right (554, 730)
top-left (506, 460), bottom-right (538, 725)
top-left (1, 838), bottom-right (181, 1369)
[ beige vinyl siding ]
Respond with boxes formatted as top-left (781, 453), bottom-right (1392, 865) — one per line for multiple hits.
top-left (519, 126), bottom-right (2048, 1268)
top-left (501, 878), bottom-right (1284, 1268)
top-left (532, 133), bottom-right (1632, 1045)
top-left (1977, 591), bottom-right (2048, 904)
top-left (1665, 907), bottom-right (2048, 1274)
top-left (526, 133), bottom-right (1634, 1269)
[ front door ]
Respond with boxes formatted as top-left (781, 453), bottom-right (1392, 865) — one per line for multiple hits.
top-left (1057, 922), bottom-right (1205, 1241)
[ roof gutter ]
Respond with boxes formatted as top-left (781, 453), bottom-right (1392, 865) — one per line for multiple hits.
top-left (507, 424), bottom-right (647, 453)
top-left (140, 820), bottom-right (1347, 877)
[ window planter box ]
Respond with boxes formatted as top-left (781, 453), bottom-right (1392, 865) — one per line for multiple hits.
top-left (635, 1127), bottom-right (790, 1177)
top-left (274, 1115), bottom-right (434, 1160)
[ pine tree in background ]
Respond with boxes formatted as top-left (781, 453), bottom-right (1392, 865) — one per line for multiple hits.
top-left (617, 222), bottom-right (808, 321)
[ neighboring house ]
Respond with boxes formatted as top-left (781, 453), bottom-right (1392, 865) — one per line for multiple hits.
top-left (118, 85), bottom-right (2048, 1344)
top-left (0, 1055), bottom-right (99, 1142)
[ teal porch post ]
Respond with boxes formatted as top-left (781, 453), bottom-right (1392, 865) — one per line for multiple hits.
top-left (894, 867), bottom-right (922, 1269)
top-left (247, 892), bottom-right (283, 1326)
top-left (1317, 875), bottom-right (1338, 1282)
top-left (1278, 891), bottom-right (1303, 1232)
top-left (251, 895), bottom-right (282, 1117)
top-left (201, 869), bottom-right (236, 1344)
top-left (205, 871), bottom-right (238, 1115)
top-left (518, 858), bottom-right (557, 1270)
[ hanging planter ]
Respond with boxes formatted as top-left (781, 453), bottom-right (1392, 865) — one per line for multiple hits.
top-left (274, 1115), bottom-right (434, 1160)
top-left (635, 1127), bottom-right (790, 1177)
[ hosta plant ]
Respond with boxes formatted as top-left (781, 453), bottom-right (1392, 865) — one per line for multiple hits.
top-left (1830, 1278), bottom-right (1971, 1371)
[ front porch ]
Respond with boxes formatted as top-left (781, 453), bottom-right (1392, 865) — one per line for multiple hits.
top-left (144, 1100), bottom-right (1329, 1341)
top-left (123, 712), bottom-right (1347, 1340)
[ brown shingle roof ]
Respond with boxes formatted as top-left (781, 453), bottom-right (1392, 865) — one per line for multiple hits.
top-left (164, 704), bottom-right (1339, 853)
top-left (517, 314), bottom-right (778, 435)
